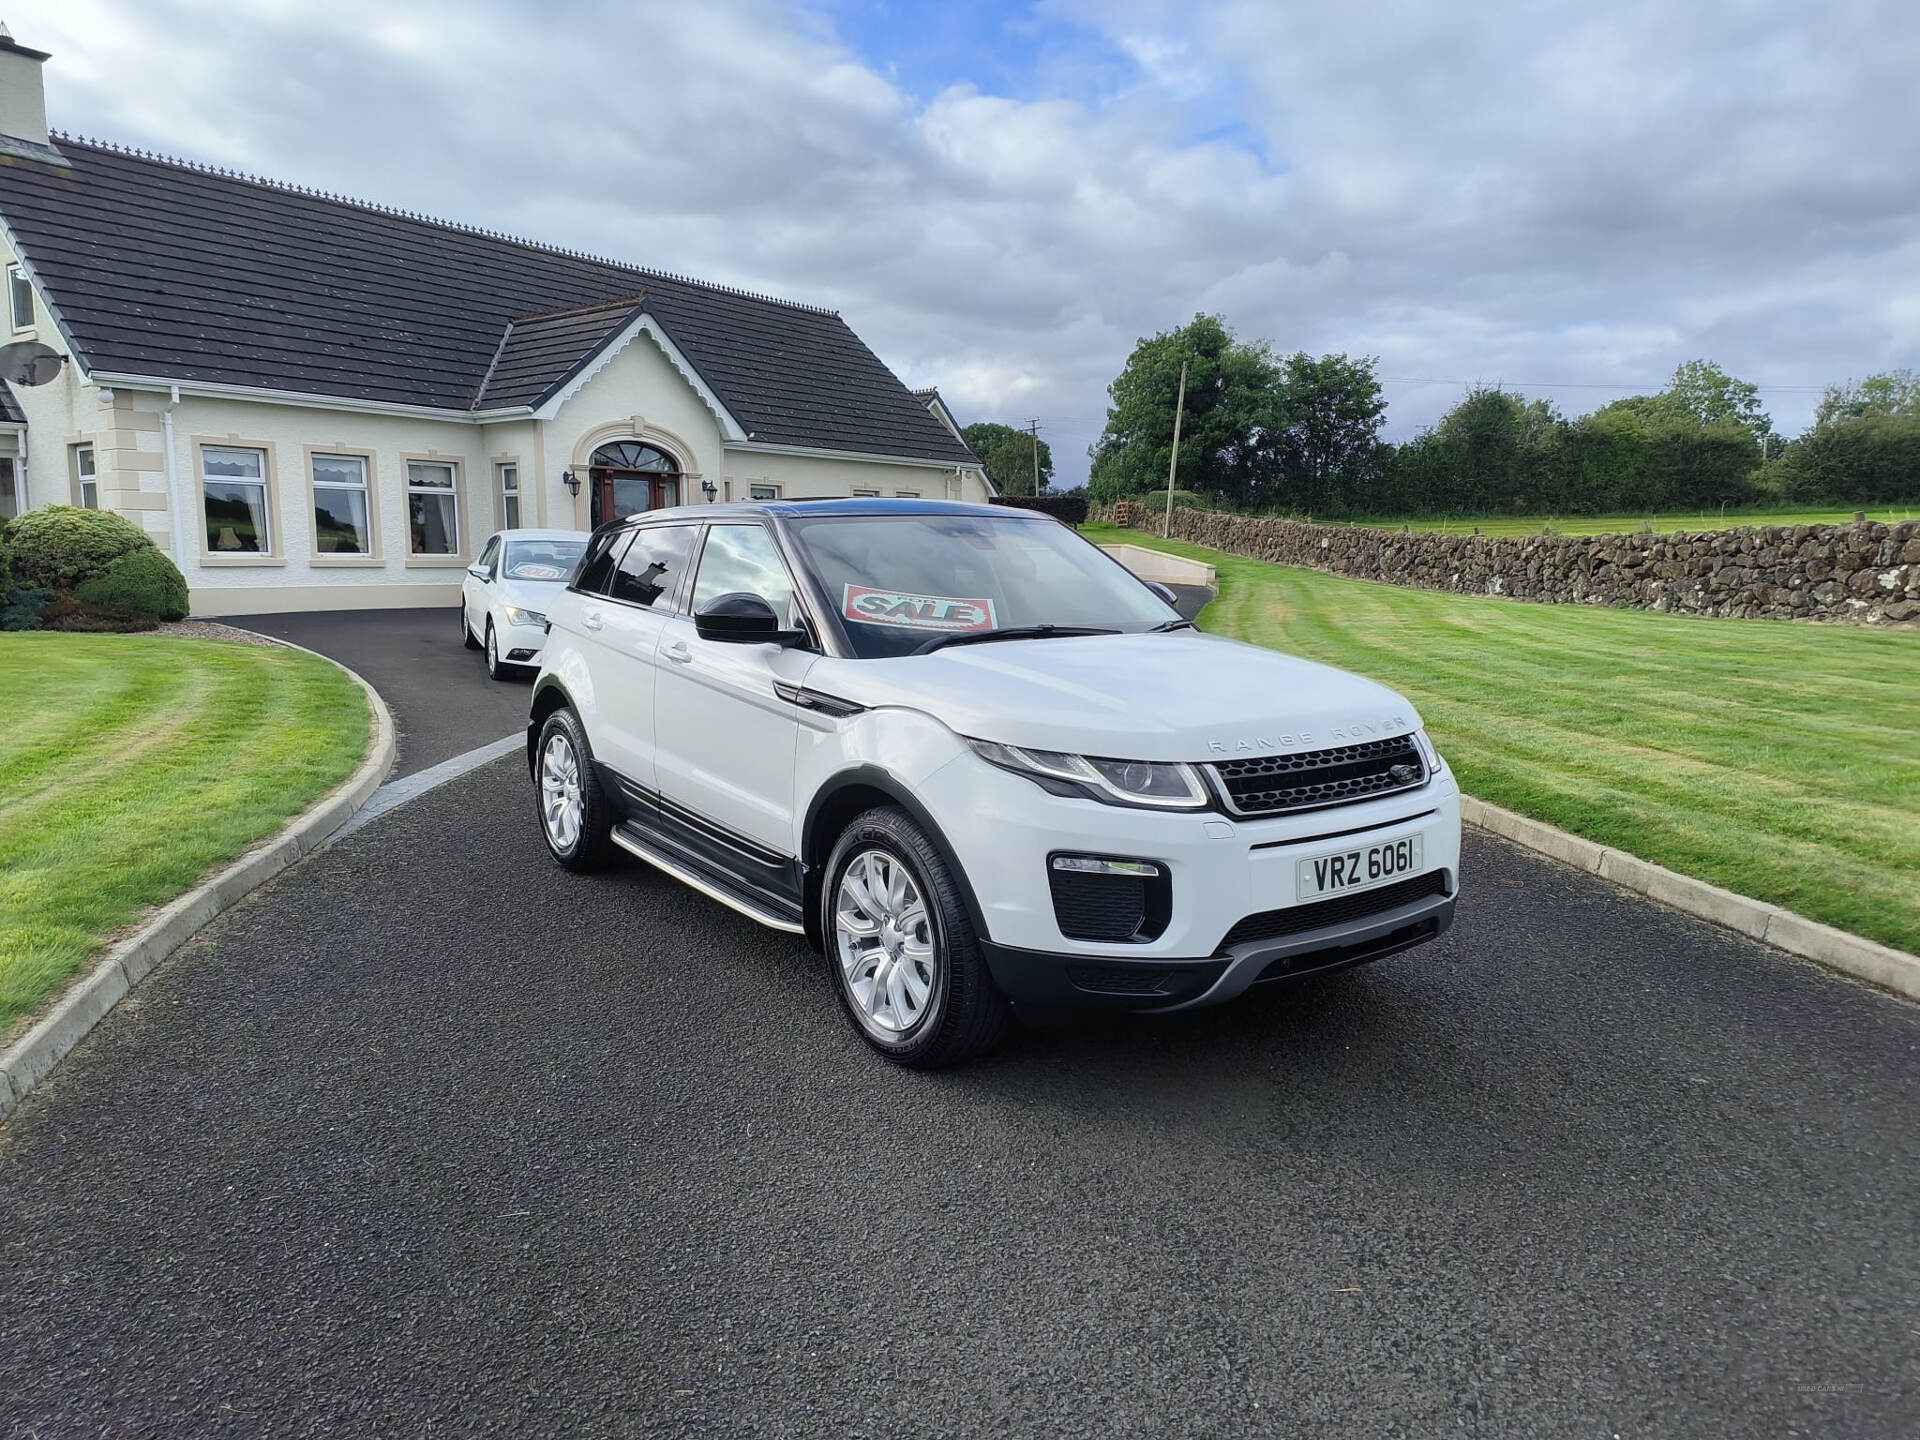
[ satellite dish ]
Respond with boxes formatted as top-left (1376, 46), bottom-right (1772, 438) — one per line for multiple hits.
top-left (0, 340), bottom-right (64, 386)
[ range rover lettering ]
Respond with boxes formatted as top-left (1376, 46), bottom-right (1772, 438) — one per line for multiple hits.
top-left (527, 500), bottom-right (1462, 1067)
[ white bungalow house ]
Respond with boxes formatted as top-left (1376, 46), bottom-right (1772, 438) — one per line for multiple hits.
top-left (0, 31), bottom-right (988, 616)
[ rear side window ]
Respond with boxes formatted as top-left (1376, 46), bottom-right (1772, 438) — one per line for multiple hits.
top-left (572, 529), bottom-right (630, 595)
top-left (611, 524), bottom-right (696, 609)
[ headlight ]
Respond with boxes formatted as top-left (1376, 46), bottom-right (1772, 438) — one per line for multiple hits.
top-left (967, 738), bottom-right (1209, 811)
top-left (502, 605), bottom-right (546, 627)
top-left (1414, 729), bottom-right (1445, 774)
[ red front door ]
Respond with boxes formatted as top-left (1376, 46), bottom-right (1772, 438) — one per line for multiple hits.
top-left (591, 469), bottom-right (681, 527)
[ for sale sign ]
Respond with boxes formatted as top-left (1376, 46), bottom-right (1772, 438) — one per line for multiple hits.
top-left (842, 585), bottom-right (998, 633)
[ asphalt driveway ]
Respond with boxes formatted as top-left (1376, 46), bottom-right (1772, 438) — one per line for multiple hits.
top-left (1, 758), bottom-right (1914, 1437)
top-left (228, 607), bottom-right (528, 778)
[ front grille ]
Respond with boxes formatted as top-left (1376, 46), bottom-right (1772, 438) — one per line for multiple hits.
top-left (1215, 870), bottom-right (1450, 953)
top-left (1209, 735), bottom-right (1425, 816)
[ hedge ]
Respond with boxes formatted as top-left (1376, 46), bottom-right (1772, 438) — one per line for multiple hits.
top-left (9, 504), bottom-right (155, 591)
top-left (988, 493), bottom-right (1090, 525)
top-left (75, 545), bottom-right (190, 621)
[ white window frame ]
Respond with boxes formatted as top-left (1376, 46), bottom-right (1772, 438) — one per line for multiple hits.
top-left (406, 459), bottom-right (461, 557)
top-left (7, 264), bottom-right (32, 333)
top-left (894, 490), bottom-right (921, 499)
top-left (311, 452), bottom-right (373, 557)
top-left (498, 462), bottom-right (520, 530)
top-left (0, 456), bottom-right (20, 520)
top-left (71, 442), bottom-right (98, 509)
top-left (850, 487), bottom-right (880, 498)
top-left (201, 444), bottom-right (271, 555)
top-left (748, 482), bottom-right (780, 501)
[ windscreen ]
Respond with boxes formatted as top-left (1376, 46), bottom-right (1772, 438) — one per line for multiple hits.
top-left (504, 538), bottom-right (588, 583)
top-left (784, 513), bottom-right (1175, 658)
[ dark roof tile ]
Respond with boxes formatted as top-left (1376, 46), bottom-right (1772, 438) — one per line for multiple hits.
top-left (0, 138), bottom-right (976, 465)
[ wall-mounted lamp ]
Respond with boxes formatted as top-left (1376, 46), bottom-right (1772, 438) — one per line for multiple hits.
top-left (701, 478), bottom-right (718, 501)
top-left (562, 469), bottom-right (581, 498)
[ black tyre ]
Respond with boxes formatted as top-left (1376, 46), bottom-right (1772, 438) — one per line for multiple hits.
top-left (533, 707), bottom-right (615, 871)
top-left (821, 806), bottom-right (1010, 1067)
top-left (485, 620), bottom-right (508, 680)
top-left (461, 606), bottom-right (481, 650)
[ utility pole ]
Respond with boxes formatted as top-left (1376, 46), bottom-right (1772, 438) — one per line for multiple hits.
top-left (1027, 419), bottom-right (1043, 494)
top-left (1163, 359), bottom-right (1188, 539)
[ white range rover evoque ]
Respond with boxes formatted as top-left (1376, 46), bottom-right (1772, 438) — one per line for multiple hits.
top-left (528, 499), bottom-right (1461, 1067)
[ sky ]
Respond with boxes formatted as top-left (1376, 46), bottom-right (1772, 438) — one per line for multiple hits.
top-left (17, 0), bottom-right (1920, 486)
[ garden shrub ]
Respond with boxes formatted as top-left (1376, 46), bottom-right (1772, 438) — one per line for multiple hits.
top-left (36, 595), bottom-right (160, 633)
top-left (2, 583), bottom-right (47, 631)
top-left (74, 545), bottom-right (190, 621)
top-left (9, 504), bottom-right (154, 591)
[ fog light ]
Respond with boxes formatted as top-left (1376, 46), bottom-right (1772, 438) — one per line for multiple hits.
top-left (1051, 855), bottom-right (1160, 877)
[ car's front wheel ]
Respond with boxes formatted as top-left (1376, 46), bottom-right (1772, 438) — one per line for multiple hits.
top-left (534, 707), bottom-right (614, 871)
top-left (822, 807), bottom-right (1010, 1067)
top-left (485, 620), bottom-right (508, 680)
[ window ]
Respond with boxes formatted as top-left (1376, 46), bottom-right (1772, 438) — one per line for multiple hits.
top-left (610, 524), bottom-right (695, 609)
top-left (785, 511), bottom-right (1172, 660)
top-left (311, 453), bottom-right (371, 555)
top-left (851, 488), bottom-right (880, 498)
top-left (476, 534), bottom-right (502, 578)
top-left (748, 483), bottom-right (780, 501)
top-left (503, 537), bottom-right (586, 582)
top-left (203, 445), bottom-right (269, 552)
top-left (498, 463), bottom-right (520, 529)
top-left (407, 460), bottom-right (459, 555)
top-left (0, 458), bottom-right (18, 519)
top-left (692, 524), bottom-right (798, 624)
top-left (70, 443), bottom-right (97, 509)
top-left (894, 490), bottom-right (921, 499)
top-left (7, 264), bottom-right (31, 331)
top-left (571, 529), bottom-right (629, 595)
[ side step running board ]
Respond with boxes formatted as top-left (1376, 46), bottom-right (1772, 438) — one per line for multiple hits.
top-left (611, 826), bottom-right (806, 935)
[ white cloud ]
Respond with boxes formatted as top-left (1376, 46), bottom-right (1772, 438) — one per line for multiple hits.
top-left (17, 0), bottom-right (1920, 482)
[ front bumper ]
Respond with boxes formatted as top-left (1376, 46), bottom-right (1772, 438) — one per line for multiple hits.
top-left (915, 748), bottom-right (1463, 1012)
top-left (981, 888), bottom-right (1454, 1011)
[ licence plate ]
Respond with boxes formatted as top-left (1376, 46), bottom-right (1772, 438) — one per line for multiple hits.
top-left (1297, 835), bottom-right (1424, 900)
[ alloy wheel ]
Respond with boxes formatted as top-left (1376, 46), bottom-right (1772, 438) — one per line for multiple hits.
top-left (834, 848), bottom-right (938, 1035)
top-left (540, 732), bottom-right (583, 851)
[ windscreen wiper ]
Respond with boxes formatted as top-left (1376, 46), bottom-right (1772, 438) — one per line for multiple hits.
top-left (913, 624), bottom-right (1120, 656)
top-left (1148, 618), bottom-right (1196, 632)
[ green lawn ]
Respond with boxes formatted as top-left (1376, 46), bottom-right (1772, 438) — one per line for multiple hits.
top-left (1, 634), bottom-right (370, 1038)
top-left (1314, 505), bottom-right (1917, 538)
top-left (1084, 525), bottom-right (1920, 955)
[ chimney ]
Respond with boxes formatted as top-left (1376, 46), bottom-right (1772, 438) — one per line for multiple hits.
top-left (0, 24), bottom-right (61, 164)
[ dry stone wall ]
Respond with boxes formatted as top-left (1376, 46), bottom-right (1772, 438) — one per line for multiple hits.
top-left (1105, 508), bottom-right (1920, 625)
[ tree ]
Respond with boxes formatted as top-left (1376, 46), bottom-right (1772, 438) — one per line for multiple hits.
top-left (1815, 369), bottom-right (1920, 427)
top-left (1087, 314), bottom-right (1282, 507)
top-left (961, 421), bottom-right (1052, 496)
top-left (1664, 359), bottom-right (1771, 450)
top-left (1271, 352), bottom-right (1386, 514)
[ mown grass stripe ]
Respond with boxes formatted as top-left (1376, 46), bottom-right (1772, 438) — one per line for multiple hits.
top-left (0, 635), bottom-right (368, 1035)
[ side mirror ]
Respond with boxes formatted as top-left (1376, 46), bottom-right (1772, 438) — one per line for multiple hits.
top-left (694, 591), bottom-right (806, 647)
top-left (1147, 580), bottom-right (1179, 606)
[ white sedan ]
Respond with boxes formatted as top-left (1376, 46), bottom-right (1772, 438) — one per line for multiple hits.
top-left (461, 528), bottom-right (590, 679)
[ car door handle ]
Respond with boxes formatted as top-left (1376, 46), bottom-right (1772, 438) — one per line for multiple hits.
top-left (664, 641), bottom-right (693, 664)
top-left (582, 609), bottom-right (604, 631)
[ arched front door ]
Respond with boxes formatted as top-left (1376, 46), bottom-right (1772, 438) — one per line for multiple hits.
top-left (588, 441), bottom-right (682, 526)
